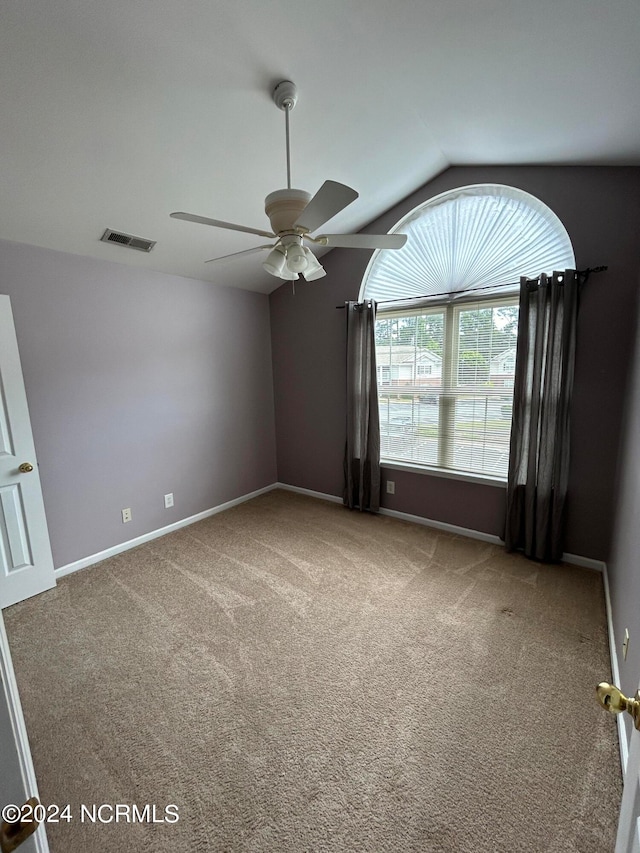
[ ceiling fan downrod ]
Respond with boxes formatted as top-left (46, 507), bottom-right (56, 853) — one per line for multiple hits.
top-left (273, 81), bottom-right (298, 191)
top-left (170, 78), bottom-right (407, 281)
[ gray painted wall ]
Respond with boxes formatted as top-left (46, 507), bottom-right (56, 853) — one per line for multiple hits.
top-left (270, 165), bottom-right (640, 562)
top-left (608, 271), bottom-right (640, 744)
top-left (0, 239), bottom-right (277, 568)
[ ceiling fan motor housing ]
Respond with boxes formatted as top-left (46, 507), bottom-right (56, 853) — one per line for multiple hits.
top-left (265, 189), bottom-right (311, 234)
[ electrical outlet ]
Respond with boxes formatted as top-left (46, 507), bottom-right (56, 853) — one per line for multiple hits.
top-left (386, 480), bottom-right (395, 495)
top-left (164, 493), bottom-right (174, 509)
top-left (121, 507), bottom-right (132, 523)
top-left (623, 629), bottom-right (630, 660)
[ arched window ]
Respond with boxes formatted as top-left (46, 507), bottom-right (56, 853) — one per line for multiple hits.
top-left (361, 184), bottom-right (575, 481)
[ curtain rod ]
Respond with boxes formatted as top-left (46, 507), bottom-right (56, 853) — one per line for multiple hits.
top-left (334, 265), bottom-right (607, 308)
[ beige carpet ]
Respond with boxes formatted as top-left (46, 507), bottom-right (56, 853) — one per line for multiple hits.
top-left (5, 489), bottom-right (621, 852)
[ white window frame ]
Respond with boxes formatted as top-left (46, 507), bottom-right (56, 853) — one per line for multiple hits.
top-left (377, 293), bottom-right (519, 485)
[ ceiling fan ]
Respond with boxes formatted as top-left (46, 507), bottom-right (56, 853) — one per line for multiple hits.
top-left (170, 81), bottom-right (407, 282)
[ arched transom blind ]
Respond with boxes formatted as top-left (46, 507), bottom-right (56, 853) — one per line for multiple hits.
top-left (361, 184), bottom-right (575, 302)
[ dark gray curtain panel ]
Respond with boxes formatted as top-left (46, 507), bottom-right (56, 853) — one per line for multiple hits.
top-left (504, 270), bottom-right (579, 561)
top-left (343, 301), bottom-right (381, 512)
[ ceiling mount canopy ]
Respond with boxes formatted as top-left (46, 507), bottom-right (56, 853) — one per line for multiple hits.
top-left (361, 184), bottom-right (576, 303)
top-left (170, 80), bottom-right (407, 283)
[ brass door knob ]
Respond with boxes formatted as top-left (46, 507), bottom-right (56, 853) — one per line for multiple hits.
top-left (0, 797), bottom-right (40, 853)
top-left (596, 682), bottom-right (640, 731)
top-left (18, 462), bottom-right (34, 473)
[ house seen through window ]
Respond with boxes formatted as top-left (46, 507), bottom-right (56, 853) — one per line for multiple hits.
top-left (360, 184), bottom-right (576, 480)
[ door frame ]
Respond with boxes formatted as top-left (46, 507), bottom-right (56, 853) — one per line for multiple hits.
top-left (0, 610), bottom-right (49, 853)
top-left (614, 680), bottom-right (640, 852)
top-left (602, 564), bottom-right (629, 772)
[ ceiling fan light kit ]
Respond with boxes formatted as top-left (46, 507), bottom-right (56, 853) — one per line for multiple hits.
top-left (170, 80), bottom-right (407, 283)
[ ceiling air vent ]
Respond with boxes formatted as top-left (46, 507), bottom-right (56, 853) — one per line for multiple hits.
top-left (101, 229), bottom-right (156, 252)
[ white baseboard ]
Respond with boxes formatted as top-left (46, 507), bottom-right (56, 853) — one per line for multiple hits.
top-left (56, 479), bottom-right (608, 579)
top-left (379, 505), bottom-right (503, 544)
top-left (55, 484), bottom-right (279, 579)
top-left (559, 552), bottom-right (607, 572)
top-left (275, 483), bottom-right (605, 569)
top-left (275, 482), bottom-right (343, 505)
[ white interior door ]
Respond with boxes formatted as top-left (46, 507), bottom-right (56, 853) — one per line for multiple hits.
top-left (616, 690), bottom-right (640, 853)
top-left (0, 295), bottom-right (55, 609)
top-left (0, 611), bottom-right (48, 852)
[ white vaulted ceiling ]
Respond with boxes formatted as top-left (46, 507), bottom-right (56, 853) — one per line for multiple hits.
top-left (0, 0), bottom-right (639, 294)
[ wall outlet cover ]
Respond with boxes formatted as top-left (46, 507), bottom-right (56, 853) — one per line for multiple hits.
top-left (623, 628), bottom-right (630, 660)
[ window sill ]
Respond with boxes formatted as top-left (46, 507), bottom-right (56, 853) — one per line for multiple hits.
top-left (380, 459), bottom-right (507, 488)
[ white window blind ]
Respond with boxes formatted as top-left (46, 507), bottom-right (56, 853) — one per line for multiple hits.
top-left (376, 297), bottom-right (519, 478)
top-left (361, 184), bottom-right (575, 304)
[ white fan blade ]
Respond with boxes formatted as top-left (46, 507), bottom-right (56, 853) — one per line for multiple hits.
top-left (205, 244), bottom-right (274, 264)
top-left (294, 181), bottom-right (359, 233)
top-left (170, 212), bottom-right (275, 239)
top-left (317, 233), bottom-right (407, 250)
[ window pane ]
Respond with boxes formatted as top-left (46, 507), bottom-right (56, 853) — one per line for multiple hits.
top-left (456, 303), bottom-right (519, 391)
top-left (451, 394), bottom-right (514, 477)
top-left (451, 303), bottom-right (519, 477)
top-left (376, 300), bottom-right (519, 479)
top-left (376, 311), bottom-right (444, 467)
top-left (378, 393), bottom-right (441, 466)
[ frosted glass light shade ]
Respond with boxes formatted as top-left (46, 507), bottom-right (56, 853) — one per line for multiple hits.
top-left (286, 243), bottom-right (308, 273)
top-left (263, 246), bottom-right (287, 278)
top-left (360, 184), bottom-right (575, 303)
top-left (302, 247), bottom-right (326, 281)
